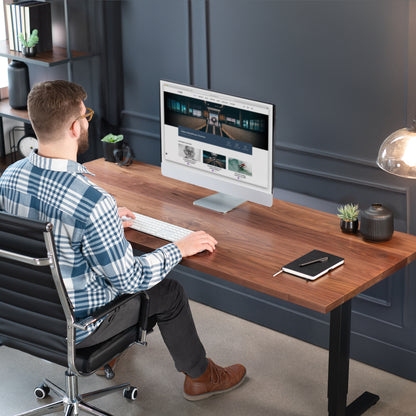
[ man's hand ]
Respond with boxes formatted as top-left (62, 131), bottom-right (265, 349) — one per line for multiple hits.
top-left (118, 207), bottom-right (135, 228)
top-left (174, 231), bottom-right (217, 257)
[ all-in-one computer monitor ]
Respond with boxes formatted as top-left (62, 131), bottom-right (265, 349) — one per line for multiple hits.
top-left (160, 80), bottom-right (275, 213)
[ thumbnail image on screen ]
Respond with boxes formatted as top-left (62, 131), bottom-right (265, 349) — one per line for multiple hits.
top-left (178, 144), bottom-right (201, 163)
top-left (228, 158), bottom-right (252, 176)
top-left (203, 151), bottom-right (226, 170)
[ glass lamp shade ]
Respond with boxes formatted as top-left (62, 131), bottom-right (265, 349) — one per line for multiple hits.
top-left (377, 127), bottom-right (416, 178)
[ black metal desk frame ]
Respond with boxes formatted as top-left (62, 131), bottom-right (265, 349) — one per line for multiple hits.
top-left (328, 300), bottom-right (380, 415)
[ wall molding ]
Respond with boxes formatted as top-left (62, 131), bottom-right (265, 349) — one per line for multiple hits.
top-left (407, 0), bottom-right (416, 125)
top-left (356, 292), bottom-right (392, 308)
top-left (120, 111), bottom-right (160, 141)
top-left (121, 126), bottom-right (160, 140)
top-left (276, 162), bottom-right (409, 195)
top-left (276, 141), bottom-right (377, 168)
top-left (121, 110), bottom-right (159, 122)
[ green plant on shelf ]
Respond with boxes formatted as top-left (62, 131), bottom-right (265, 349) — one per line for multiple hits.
top-left (19, 29), bottom-right (39, 48)
top-left (337, 203), bottom-right (360, 221)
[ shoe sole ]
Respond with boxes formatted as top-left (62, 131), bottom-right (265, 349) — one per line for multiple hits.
top-left (183, 370), bottom-right (247, 401)
top-left (95, 351), bottom-right (126, 376)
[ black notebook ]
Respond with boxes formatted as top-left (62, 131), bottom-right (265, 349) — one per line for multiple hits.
top-left (282, 250), bottom-right (344, 281)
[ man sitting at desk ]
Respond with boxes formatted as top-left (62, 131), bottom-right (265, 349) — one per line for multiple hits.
top-left (0, 80), bottom-right (246, 401)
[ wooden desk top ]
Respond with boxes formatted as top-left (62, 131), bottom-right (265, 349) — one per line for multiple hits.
top-left (85, 159), bottom-right (416, 314)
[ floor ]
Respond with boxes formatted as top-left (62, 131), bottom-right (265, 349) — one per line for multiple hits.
top-left (2, 300), bottom-right (416, 416)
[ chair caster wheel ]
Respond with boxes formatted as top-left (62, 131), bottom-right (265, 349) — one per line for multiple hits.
top-left (123, 386), bottom-right (138, 401)
top-left (34, 383), bottom-right (50, 399)
top-left (103, 364), bottom-right (115, 380)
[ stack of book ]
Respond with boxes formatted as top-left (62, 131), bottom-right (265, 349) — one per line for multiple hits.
top-left (4, 1), bottom-right (52, 53)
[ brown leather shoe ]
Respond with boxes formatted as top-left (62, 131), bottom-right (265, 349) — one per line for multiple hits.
top-left (183, 358), bottom-right (246, 401)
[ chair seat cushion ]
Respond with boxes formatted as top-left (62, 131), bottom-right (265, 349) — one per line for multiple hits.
top-left (75, 325), bottom-right (139, 374)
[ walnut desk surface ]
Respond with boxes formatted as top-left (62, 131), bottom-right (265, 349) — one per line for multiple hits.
top-left (85, 158), bottom-right (416, 415)
top-left (85, 158), bottom-right (416, 315)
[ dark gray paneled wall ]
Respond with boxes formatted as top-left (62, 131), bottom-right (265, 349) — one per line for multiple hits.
top-left (120, 0), bottom-right (416, 380)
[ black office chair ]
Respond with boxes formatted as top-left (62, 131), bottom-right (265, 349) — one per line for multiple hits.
top-left (0, 211), bottom-right (150, 416)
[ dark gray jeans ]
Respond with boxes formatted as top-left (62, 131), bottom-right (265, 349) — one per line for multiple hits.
top-left (77, 278), bottom-right (208, 378)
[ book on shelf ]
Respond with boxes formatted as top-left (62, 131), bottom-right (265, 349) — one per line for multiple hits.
top-left (4, 1), bottom-right (52, 53)
top-left (10, 2), bottom-right (19, 51)
top-left (280, 249), bottom-right (345, 281)
top-left (4, 3), bottom-right (14, 50)
top-left (12, 2), bottom-right (23, 52)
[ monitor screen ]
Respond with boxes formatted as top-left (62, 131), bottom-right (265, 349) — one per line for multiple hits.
top-left (160, 80), bottom-right (275, 212)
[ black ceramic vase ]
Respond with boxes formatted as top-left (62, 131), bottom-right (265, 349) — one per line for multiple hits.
top-left (340, 219), bottom-right (359, 234)
top-left (22, 46), bottom-right (37, 57)
top-left (8, 60), bottom-right (30, 109)
top-left (103, 141), bottom-right (122, 163)
top-left (103, 141), bottom-right (132, 166)
top-left (360, 204), bottom-right (394, 242)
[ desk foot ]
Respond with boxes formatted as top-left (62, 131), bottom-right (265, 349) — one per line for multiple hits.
top-left (346, 392), bottom-right (379, 416)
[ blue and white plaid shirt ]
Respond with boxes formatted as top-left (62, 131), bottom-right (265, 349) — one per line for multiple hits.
top-left (0, 151), bottom-right (182, 343)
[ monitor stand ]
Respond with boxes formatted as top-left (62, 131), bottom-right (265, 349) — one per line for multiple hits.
top-left (193, 193), bottom-right (246, 213)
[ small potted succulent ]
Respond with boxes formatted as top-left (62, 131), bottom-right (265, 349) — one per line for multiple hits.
top-left (19, 29), bottom-right (39, 57)
top-left (337, 203), bottom-right (360, 234)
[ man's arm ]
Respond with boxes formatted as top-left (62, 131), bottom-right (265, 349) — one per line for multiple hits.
top-left (117, 206), bottom-right (218, 257)
top-left (82, 198), bottom-right (217, 294)
top-left (81, 198), bottom-right (181, 292)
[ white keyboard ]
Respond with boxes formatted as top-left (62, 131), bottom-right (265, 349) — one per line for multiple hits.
top-left (129, 212), bottom-right (193, 242)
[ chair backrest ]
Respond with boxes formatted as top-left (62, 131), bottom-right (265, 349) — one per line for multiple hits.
top-left (0, 212), bottom-right (75, 368)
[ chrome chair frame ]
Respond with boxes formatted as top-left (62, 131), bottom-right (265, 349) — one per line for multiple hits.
top-left (0, 213), bottom-right (149, 416)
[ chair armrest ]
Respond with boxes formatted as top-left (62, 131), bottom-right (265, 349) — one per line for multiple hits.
top-left (74, 292), bottom-right (148, 331)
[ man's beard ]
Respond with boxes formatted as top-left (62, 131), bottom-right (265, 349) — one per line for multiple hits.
top-left (77, 125), bottom-right (89, 155)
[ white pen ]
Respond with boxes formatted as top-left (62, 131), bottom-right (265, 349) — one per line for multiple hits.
top-left (273, 269), bottom-right (283, 277)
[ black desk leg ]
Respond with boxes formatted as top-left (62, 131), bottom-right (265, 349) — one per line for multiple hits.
top-left (328, 300), bottom-right (379, 416)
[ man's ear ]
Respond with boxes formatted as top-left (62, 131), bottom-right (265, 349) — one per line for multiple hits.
top-left (70, 119), bottom-right (80, 139)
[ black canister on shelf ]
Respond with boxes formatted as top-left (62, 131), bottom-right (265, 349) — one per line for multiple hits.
top-left (360, 203), bottom-right (394, 242)
top-left (8, 60), bottom-right (30, 109)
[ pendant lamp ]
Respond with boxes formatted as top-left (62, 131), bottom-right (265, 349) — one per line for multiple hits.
top-left (377, 122), bottom-right (416, 178)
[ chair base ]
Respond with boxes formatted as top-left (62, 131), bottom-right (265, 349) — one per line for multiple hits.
top-left (14, 370), bottom-right (136, 416)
